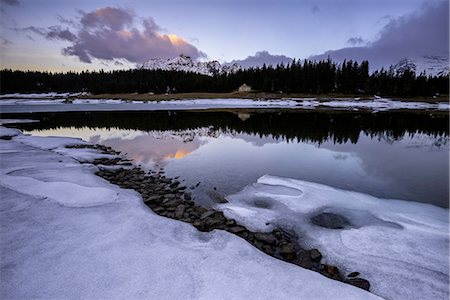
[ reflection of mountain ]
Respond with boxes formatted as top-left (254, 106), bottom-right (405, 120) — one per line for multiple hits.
top-left (10, 110), bottom-right (449, 145)
top-left (27, 127), bottom-right (205, 167)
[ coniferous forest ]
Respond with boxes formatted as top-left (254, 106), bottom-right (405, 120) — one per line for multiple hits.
top-left (1, 59), bottom-right (448, 97)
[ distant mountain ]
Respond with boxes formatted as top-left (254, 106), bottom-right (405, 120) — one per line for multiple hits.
top-left (141, 55), bottom-right (241, 76)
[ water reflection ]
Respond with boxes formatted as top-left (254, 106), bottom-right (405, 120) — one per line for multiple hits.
top-left (25, 129), bottom-right (449, 208)
top-left (10, 109), bottom-right (449, 207)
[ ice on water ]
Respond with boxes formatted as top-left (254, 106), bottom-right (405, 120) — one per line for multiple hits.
top-left (218, 175), bottom-right (449, 300)
top-left (0, 126), bottom-right (380, 300)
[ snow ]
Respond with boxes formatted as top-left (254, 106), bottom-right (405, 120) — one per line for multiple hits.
top-left (0, 99), bottom-right (67, 105)
top-left (218, 175), bottom-right (449, 300)
top-left (0, 92), bottom-right (89, 99)
top-left (0, 127), bottom-right (380, 300)
top-left (319, 98), bottom-right (449, 111)
top-left (72, 98), bottom-right (125, 104)
top-left (0, 126), bottom-right (21, 137)
top-left (158, 98), bottom-right (298, 107)
top-left (0, 119), bottom-right (38, 125)
top-left (1, 96), bottom-right (448, 113)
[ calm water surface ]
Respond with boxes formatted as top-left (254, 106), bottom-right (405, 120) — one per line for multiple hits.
top-left (10, 110), bottom-right (449, 208)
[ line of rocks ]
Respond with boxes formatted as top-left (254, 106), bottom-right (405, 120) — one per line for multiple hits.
top-left (74, 144), bottom-right (370, 291)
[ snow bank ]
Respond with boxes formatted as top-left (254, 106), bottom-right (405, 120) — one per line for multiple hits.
top-left (0, 99), bottom-right (67, 105)
top-left (0, 119), bottom-right (38, 125)
top-left (319, 99), bottom-right (449, 111)
top-left (218, 175), bottom-right (449, 300)
top-left (0, 92), bottom-right (89, 99)
top-left (72, 98), bottom-right (125, 104)
top-left (158, 98), bottom-right (298, 107)
top-left (0, 127), bottom-right (380, 299)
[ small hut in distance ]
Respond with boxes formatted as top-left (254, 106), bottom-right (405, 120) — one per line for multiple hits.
top-left (238, 83), bottom-right (252, 92)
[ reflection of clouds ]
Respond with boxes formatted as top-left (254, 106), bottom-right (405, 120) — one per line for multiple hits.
top-left (231, 133), bottom-right (281, 147)
top-left (94, 134), bottom-right (204, 167)
top-left (321, 133), bottom-right (449, 207)
top-left (25, 127), bottom-right (205, 167)
top-left (333, 153), bottom-right (349, 160)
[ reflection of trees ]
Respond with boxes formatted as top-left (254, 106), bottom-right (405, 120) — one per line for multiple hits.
top-left (8, 110), bottom-right (449, 144)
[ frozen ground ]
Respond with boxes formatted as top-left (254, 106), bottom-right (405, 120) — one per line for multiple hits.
top-left (218, 175), bottom-right (449, 300)
top-left (0, 95), bottom-right (448, 113)
top-left (0, 124), bottom-right (380, 299)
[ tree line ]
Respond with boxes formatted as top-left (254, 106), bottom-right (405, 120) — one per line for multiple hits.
top-left (0, 58), bottom-right (448, 97)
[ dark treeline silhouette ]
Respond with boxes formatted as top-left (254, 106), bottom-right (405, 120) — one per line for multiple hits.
top-left (5, 110), bottom-right (448, 145)
top-left (1, 58), bottom-right (448, 97)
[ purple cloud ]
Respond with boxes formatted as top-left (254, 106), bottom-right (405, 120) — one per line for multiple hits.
top-left (17, 6), bottom-right (204, 64)
top-left (1, 0), bottom-right (19, 6)
top-left (229, 51), bottom-right (293, 68)
top-left (346, 37), bottom-right (366, 46)
top-left (79, 7), bottom-right (133, 31)
top-left (17, 25), bottom-right (76, 42)
top-left (310, 1), bottom-right (449, 71)
top-left (54, 7), bottom-right (205, 63)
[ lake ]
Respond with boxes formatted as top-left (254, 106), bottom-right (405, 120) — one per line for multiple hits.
top-left (6, 109), bottom-right (449, 208)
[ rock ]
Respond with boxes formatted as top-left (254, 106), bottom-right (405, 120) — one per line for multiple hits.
top-left (153, 206), bottom-right (165, 213)
top-left (348, 278), bottom-right (370, 291)
top-left (311, 212), bottom-right (351, 229)
top-left (254, 233), bottom-right (277, 245)
top-left (170, 180), bottom-right (180, 188)
top-left (143, 195), bottom-right (161, 203)
top-left (295, 251), bottom-right (315, 269)
top-left (163, 193), bottom-right (176, 200)
top-left (200, 211), bottom-right (215, 220)
top-left (174, 204), bottom-right (186, 219)
top-left (279, 243), bottom-right (296, 260)
top-left (226, 219), bottom-right (236, 226)
top-left (184, 192), bottom-right (192, 200)
top-left (228, 226), bottom-right (246, 234)
top-left (309, 249), bottom-right (322, 262)
top-left (206, 190), bottom-right (228, 204)
top-left (163, 199), bottom-right (182, 208)
top-left (347, 272), bottom-right (360, 278)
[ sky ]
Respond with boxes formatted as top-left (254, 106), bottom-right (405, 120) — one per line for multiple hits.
top-left (0, 0), bottom-right (448, 72)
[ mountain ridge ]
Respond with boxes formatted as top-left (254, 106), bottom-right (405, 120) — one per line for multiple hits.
top-left (141, 55), bottom-right (241, 76)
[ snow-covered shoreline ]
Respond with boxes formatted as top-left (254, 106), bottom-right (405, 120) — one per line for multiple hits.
top-left (0, 95), bottom-right (448, 113)
top-left (218, 175), bottom-right (449, 300)
top-left (0, 125), bottom-right (380, 299)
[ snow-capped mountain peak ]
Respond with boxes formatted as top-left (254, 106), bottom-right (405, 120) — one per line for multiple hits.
top-left (391, 55), bottom-right (449, 76)
top-left (141, 55), bottom-right (241, 76)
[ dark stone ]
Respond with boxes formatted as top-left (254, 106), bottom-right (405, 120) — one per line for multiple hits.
top-left (153, 206), bottom-right (164, 213)
top-left (200, 211), bottom-right (215, 220)
top-left (206, 190), bottom-right (228, 204)
top-left (311, 212), bottom-right (351, 229)
top-left (348, 278), bottom-right (370, 291)
top-left (309, 249), bottom-right (322, 262)
top-left (163, 199), bottom-right (182, 208)
top-left (228, 226), bottom-right (246, 234)
top-left (163, 194), bottom-right (176, 200)
top-left (226, 219), bottom-right (236, 226)
top-left (279, 243), bottom-right (296, 260)
top-left (174, 204), bottom-right (186, 219)
top-left (295, 251), bottom-right (315, 269)
top-left (254, 233), bottom-right (277, 245)
top-left (144, 195), bottom-right (161, 203)
top-left (347, 272), bottom-right (360, 278)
